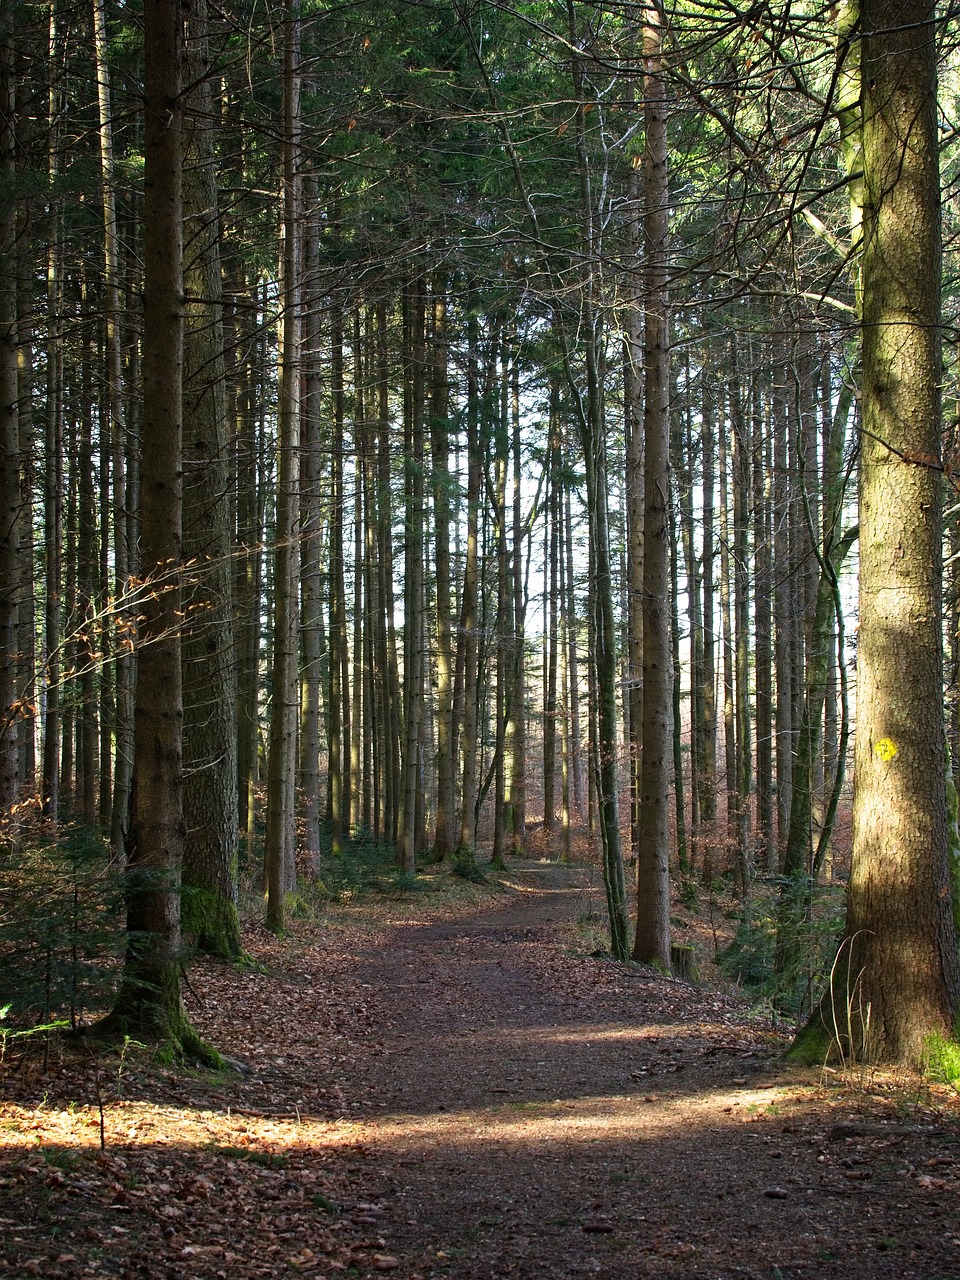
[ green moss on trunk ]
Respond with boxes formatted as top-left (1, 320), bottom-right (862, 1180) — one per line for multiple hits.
top-left (181, 885), bottom-right (245, 962)
top-left (787, 1015), bottom-right (833, 1065)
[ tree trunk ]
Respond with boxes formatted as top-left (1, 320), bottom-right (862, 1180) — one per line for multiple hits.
top-left (41, 2), bottom-right (64, 826)
top-left (0, 8), bottom-right (21, 842)
top-left (800, 0), bottom-right (960, 1063)
top-left (328, 301), bottom-right (349, 858)
top-left (180, 0), bottom-right (241, 959)
top-left (633, 0), bottom-right (672, 969)
top-left (399, 282), bottom-right (426, 875)
top-left (101, 0), bottom-right (208, 1058)
top-left (457, 303), bottom-right (481, 862)
top-left (264, 12), bottom-right (302, 931)
top-left (430, 286), bottom-right (456, 860)
top-left (299, 181), bottom-right (323, 872)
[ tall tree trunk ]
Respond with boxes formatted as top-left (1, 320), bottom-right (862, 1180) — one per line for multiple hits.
top-left (772, 357), bottom-right (794, 864)
top-left (180, 0), bottom-right (241, 959)
top-left (753, 367), bottom-right (774, 871)
top-left (624, 165), bottom-right (645, 873)
top-left (41, 0), bottom-right (64, 826)
top-left (328, 302), bottom-right (348, 858)
top-left (633, 0), bottom-right (672, 969)
top-left (430, 286), bottom-right (456, 860)
top-left (542, 386), bottom-right (561, 836)
top-left (349, 331), bottom-right (364, 835)
top-left (730, 347), bottom-right (752, 893)
top-left (699, 380), bottom-right (717, 882)
top-left (457, 304), bottom-right (482, 861)
top-left (102, 0), bottom-right (206, 1057)
top-left (678, 380), bottom-right (702, 875)
top-left (375, 302), bottom-right (399, 848)
top-left (718, 391), bottom-right (738, 882)
top-left (299, 180), bottom-right (323, 872)
top-left (491, 341), bottom-right (510, 870)
top-left (801, 0), bottom-right (960, 1063)
top-left (93, 0), bottom-right (134, 855)
top-left (399, 282), bottom-right (426, 874)
top-left (265, 12), bottom-right (302, 931)
top-left (565, 12), bottom-right (629, 956)
top-left (234, 274), bottom-right (264, 865)
top-left (508, 356), bottom-right (527, 856)
top-left (1, 10), bottom-right (24, 839)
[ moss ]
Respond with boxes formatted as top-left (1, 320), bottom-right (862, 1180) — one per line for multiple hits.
top-left (90, 961), bottom-right (222, 1068)
top-left (924, 1032), bottom-right (960, 1087)
top-left (786, 1014), bottom-right (833, 1065)
top-left (180, 886), bottom-right (245, 962)
top-left (451, 848), bottom-right (487, 883)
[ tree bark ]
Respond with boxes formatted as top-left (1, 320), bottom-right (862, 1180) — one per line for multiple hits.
top-left (800, 0), bottom-right (960, 1063)
top-left (180, 0), bottom-right (241, 959)
top-left (0, 7), bottom-right (23, 840)
top-left (101, 0), bottom-right (209, 1058)
top-left (265, 11), bottom-right (302, 930)
top-left (633, 0), bottom-right (672, 969)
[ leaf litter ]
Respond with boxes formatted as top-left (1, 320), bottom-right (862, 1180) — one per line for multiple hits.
top-left (2, 858), bottom-right (959, 1278)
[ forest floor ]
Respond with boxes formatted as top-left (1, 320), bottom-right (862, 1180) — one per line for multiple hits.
top-left (2, 856), bottom-right (960, 1280)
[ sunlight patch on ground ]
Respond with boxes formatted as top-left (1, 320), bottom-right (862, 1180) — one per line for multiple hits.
top-left (361, 1084), bottom-right (811, 1149)
top-left (0, 1100), bottom-right (361, 1155)
top-left (0, 1079), bottom-right (812, 1160)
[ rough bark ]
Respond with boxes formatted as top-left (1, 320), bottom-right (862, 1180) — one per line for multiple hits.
top-left (798, 0), bottom-right (960, 1064)
top-left (180, 0), bottom-right (241, 959)
top-left (633, 0), bottom-right (672, 970)
top-left (100, 0), bottom-right (210, 1060)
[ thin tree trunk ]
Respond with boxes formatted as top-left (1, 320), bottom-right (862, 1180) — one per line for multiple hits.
top-left (1, 12), bottom-right (25, 839)
top-left (42, 2), bottom-right (64, 826)
top-left (328, 302), bottom-right (348, 858)
top-left (509, 356), bottom-right (527, 856)
top-left (265, 12), bottom-right (302, 931)
top-left (457, 304), bottom-right (482, 861)
top-left (399, 282), bottom-right (426, 874)
top-left (431, 286), bottom-right (456, 860)
top-left (633, 0), bottom-right (672, 969)
top-left (699, 380), bottom-right (717, 881)
top-left (93, 0), bottom-right (134, 855)
top-left (299, 180), bottom-right (323, 872)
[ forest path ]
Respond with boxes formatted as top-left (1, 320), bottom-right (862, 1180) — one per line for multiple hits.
top-left (288, 860), bottom-right (960, 1279)
top-left (3, 860), bottom-right (960, 1280)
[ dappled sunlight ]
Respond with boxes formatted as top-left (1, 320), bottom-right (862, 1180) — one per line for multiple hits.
top-left (0, 1077), bottom-right (815, 1160)
top-left (0, 1098), bottom-right (359, 1155)
top-left (364, 1081), bottom-right (819, 1151)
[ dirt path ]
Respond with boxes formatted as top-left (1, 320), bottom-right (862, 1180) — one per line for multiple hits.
top-left (291, 861), bottom-right (960, 1279)
top-left (2, 860), bottom-right (960, 1280)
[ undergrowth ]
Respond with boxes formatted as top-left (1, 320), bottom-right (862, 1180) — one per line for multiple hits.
top-left (718, 878), bottom-right (845, 1026)
top-left (0, 830), bottom-right (124, 1036)
top-left (925, 1033), bottom-right (960, 1091)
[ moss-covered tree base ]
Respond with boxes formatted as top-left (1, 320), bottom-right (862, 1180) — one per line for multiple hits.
top-left (786, 1015), bottom-right (834, 1066)
top-left (92, 957), bottom-right (223, 1068)
top-left (452, 847), bottom-right (487, 883)
top-left (180, 886), bottom-right (246, 963)
top-left (90, 1000), bottom-right (223, 1069)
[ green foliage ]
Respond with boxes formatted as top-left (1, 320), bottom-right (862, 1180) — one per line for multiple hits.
top-left (451, 849), bottom-right (488, 884)
top-left (0, 831), bottom-right (124, 1034)
top-left (307, 824), bottom-right (400, 899)
top-left (719, 880), bottom-right (845, 1023)
top-left (924, 1033), bottom-right (960, 1089)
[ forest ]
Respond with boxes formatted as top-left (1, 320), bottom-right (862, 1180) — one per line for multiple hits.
top-left (1, 0), bottom-right (959, 1082)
